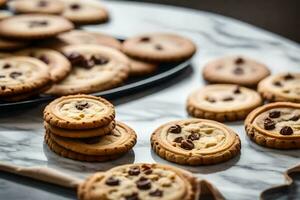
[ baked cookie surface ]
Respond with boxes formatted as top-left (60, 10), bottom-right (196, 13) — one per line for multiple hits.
top-left (202, 56), bottom-right (270, 87)
top-left (187, 84), bottom-right (262, 122)
top-left (46, 44), bottom-right (130, 96)
top-left (0, 14), bottom-right (74, 40)
top-left (9, 0), bottom-right (64, 14)
top-left (258, 73), bottom-right (300, 103)
top-left (78, 163), bottom-right (198, 200)
top-left (245, 102), bottom-right (300, 149)
top-left (43, 94), bottom-right (115, 129)
top-left (151, 118), bottom-right (241, 165)
top-left (122, 33), bottom-right (196, 62)
top-left (128, 57), bottom-right (158, 76)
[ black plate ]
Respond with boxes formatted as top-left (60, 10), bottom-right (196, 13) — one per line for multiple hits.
top-left (0, 59), bottom-right (191, 108)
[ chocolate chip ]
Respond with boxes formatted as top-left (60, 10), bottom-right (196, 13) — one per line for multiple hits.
top-left (38, 55), bottom-right (50, 64)
top-left (125, 193), bottom-right (139, 200)
top-left (128, 167), bottom-right (140, 176)
top-left (37, 0), bottom-right (48, 7)
top-left (66, 52), bottom-right (85, 66)
top-left (3, 63), bottom-right (10, 69)
top-left (188, 133), bottom-right (200, 141)
top-left (81, 136), bottom-right (100, 144)
top-left (140, 37), bottom-right (150, 42)
top-left (273, 81), bottom-right (282, 87)
top-left (149, 189), bottom-right (163, 197)
top-left (91, 55), bottom-right (109, 65)
top-left (206, 96), bottom-right (216, 103)
top-left (75, 101), bottom-right (89, 110)
top-left (168, 125), bottom-right (181, 134)
top-left (0, 75), bottom-right (5, 78)
top-left (141, 165), bottom-right (152, 175)
top-left (289, 115), bottom-right (299, 121)
top-left (264, 118), bottom-right (276, 130)
top-left (173, 136), bottom-right (184, 143)
top-left (269, 110), bottom-right (281, 118)
top-left (155, 45), bottom-right (163, 50)
top-left (1, 86), bottom-right (6, 90)
top-left (9, 72), bottom-right (22, 79)
top-left (235, 57), bottom-right (244, 65)
top-left (180, 139), bottom-right (194, 150)
top-left (70, 3), bottom-right (80, 10)
top-left (233, 67), bottom-right (244, 75)
top-left (233, 86), bottom-right (241, 94)
top-left (284, 74), bottom-right (294, 80)
top-left (105, 177), bottom-right (120, 186)
top-left (223, 96), bottom-right (233, 101)
top-left (280, 126), bottom-right (293, 135)
top-left (144, 169), bottom-right (152, 175)
top-left (28, 20), bottom-right (48, 28)
top-left (136, 177), bottom-right (151, 190)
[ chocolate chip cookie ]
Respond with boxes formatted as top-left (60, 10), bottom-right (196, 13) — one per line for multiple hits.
top-left (151, 119), bottom-right (241, 165)
top-left (0, 14), bottom-right (74, 40)
top-left (258, 73), bottom-right (300, 103)
top-left (43, 94), bottom-right (115, 130)
top-left (9, 0), bottom-right (64, 14)
top-left (245, 102), bottom-right (300, 149)
top-left (122, 33), bottom-right (196, 62)
top-left (78, 163), bottom-right (199, 200)
top-left (187, 84), bottom-right (263, 122)
top-left (128, 57), bottom-right (158, 77)
top-left (16, 48), bottom-right (71, 83)
top-left (202, 56), bottom-right (270, 87)
top-left (45, 44), bottom-right (130, 96)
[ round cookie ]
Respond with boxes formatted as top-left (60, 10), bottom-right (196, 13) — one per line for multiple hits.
top-left (45, 44), bottom-right (130, 96)
top-left (61, 0), bottom-right (109, 25)
top-left (43, 94), bottom-right (115, 130)
top-left (0, 38), bottom-right (28, 51)
top-left (122, 33), bottom-right (196, 63)
top-left (45, 132), bottom-right (122, 162)
top-left (78, 163), bottom-right (199, 200)
top-left (151, 119), bottom-right (241, 165)
top-left (0, 56), bottom-right (50, 97)
top-left (49, 121), bottom-right (137, 156)
top-left (202, 56), bottom-right (270, 87)
top-left (16, 48), bottom-right (71, 83)
top-left (129, 57), bottom-right (158, 77)
top-left (44, 121), bottom-right (115, 138)
top-left (9, 0), bottom-right (64, 14)
top-left (187, 84), bottom-right (262, 122)
top-left (245, 102), bottom-right (300, 149)
top-left (0, 14), bottom-right (74, 40)
top-left (258, 73), bottom-right (300, 103)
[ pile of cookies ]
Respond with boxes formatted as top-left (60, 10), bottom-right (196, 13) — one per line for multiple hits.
top-left (43, 94), bottom-right (137, 161)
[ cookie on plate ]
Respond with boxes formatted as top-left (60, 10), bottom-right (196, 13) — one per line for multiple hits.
top-left (8, 0), bottom-right (64, 14)
top-left (0, 56), bottom-right (50, 98)
top-left (45, 44), bottom-right (130, 96)
top-left (78, 163), bottom-right (199, 200)
top-left (43, 94), bottom-right (115, 130)
top-left (16, 48), bottom-right (71, 83)
top-left (151, 118), bottom-right (241, 165)
top-left (129, 57), bottom-right (158, 76)
top-left (0, 14), bottom-right (74, 40)
top-left (122, 33), bottom-right (196, 63)
top-left (258, 73), bottom-right (300, 103)
top-left (186, 84), bottom-right (262, 122)
top-left (202, 55), bottom-right (270, 87)
top-left (245, 102), bottom-right (300, 149)
top-left (61, 0), bottom-right (109, 25)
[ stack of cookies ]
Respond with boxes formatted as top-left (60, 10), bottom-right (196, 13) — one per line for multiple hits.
top-left (43, 94), bottom-right (137, 162)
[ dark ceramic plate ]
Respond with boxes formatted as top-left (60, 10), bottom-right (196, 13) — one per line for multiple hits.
top-left (0, 59), bottom-right (191, 109)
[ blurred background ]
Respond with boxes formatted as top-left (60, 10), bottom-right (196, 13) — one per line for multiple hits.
top-left (124, 0), bottom-right (300, 43)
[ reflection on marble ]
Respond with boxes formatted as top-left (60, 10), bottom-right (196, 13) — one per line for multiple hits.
top-left (1, 1), bottom-right (300, 200)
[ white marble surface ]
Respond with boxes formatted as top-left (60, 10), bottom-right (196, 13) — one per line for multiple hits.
top-left (1, 1), bottom-right (300, 200)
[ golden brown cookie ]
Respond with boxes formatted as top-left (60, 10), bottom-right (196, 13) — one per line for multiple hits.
top-left (122, 33), bottom-right (196, 63)
top-left (49, 121), bottom-right (137, 156)
top-left (9, 0), bottom-right (64, 14)
top-left (245, 102), bottom-right (300, 149)
top-left (186, 84), bottom-right (263, 122)
top-left (44, 120), bottom-right (115, 138)
top-left (45, 132), bottom-right (121, 162)
top-left (16, 48), bottom-right (71, 83)
top-left (128, 57), bottom-right (158, 77)
top-left (202, 55), bottom-right (270, 87)
top-left (78, 163), bottom-right (199, 200)
top-left (43, 94), bottom-right (115, 130)
top-left (60, 0), bottom-right (109, 25)
top-left (0, 14), bottom-right (74, 40)
top-left (151, 118), bottom-right (241, 165)
top-left (45, 44), bottom-right (130, 96)
top-left (258, 73), bottom-right (300, 103)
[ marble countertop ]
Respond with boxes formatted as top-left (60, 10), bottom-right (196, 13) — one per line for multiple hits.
top-left (1, 1), bottom-right (300, 200)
